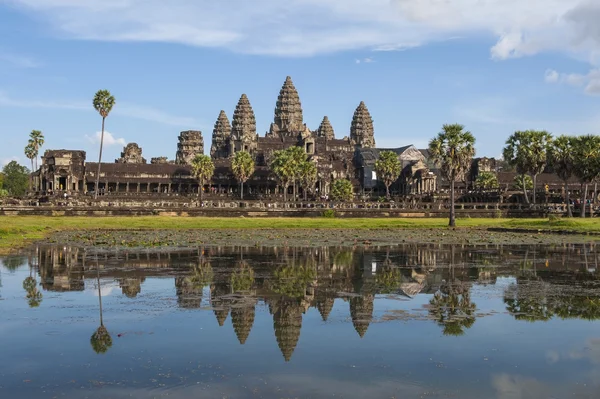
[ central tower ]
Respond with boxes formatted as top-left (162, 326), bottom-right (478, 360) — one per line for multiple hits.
top-left (268, 76), bottom-right (305, 138)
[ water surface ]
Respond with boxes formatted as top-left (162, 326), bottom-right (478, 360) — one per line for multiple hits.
top-left (1, 243), bottom-right (599, 398)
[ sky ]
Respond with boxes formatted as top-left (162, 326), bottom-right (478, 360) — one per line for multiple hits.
top-left (1, 0), bottom-right (599, 169)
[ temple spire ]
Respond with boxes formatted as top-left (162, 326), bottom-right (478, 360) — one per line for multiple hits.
top-left (350, 101), bottom-right (375, 148)
top-left (317, 116), bottom-right (335, 140)
top-left (268, 76), bottom-right (304, 138)
top-left (231, 94), bottom-right (257, 141)
top-left (210, 110), bottom-right (231, 159)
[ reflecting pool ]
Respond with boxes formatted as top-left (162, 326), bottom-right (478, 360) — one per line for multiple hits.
top-left (1, 243), bottom-right (599, 398)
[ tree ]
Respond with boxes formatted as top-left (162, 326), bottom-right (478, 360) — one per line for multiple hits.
top-left (374, 150), bottom-right (402, 199)
top-left (231, 151), bottom-right (254, 200)
top-left (270, 147), bottom-right (305, 202)
top-left (298, 160), bottom-right (318, 201)
top-left (513, 174), bottom-right (533, 191)
top-left (24, 143), bottom-right (36, 190)
top-left (93, 90), bottom-right (116, 199)
top-left (474, 171), bottom-right (499, 191)
top-left (2, 161), bottom-right (29, 197)
top-left (190, 155), bottom-right (215, 201)
top-left (28, 130), bottom-right (44, 171)
top-left (330, 179), bottom-right (354, 202)
top-left (91, 262), bottom-right (112, 354)
top-left (549, 135), bottom-right (575, 217)
top-left (503, 130), bottom-right (553, 205)
top-left (428, 124), bottom-right (476, 227)
top-left (572, 135), bottom-right (600, 218)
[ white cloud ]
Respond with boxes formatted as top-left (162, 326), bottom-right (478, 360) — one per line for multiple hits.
top-left (544, 68), bottom-right (600, 95)
top-left (4, 0), bottom-right (600, 63)
top-left (355, 57), bottom-right (375, 64)
top-left (0, 91), bottom-right (198, 126)
top-left (0, 51), bottom-right (40, 68)
top-left (1, 156), bottom-right (20, 166)
top-left (85, 131), bottom-right (126, 147)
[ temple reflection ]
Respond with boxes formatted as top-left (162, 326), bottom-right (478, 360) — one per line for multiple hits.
top-left (24, 242), bottom-right (599, 361)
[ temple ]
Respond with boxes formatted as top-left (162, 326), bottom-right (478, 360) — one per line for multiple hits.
top-left (33, 76), bottom-right (439, 199)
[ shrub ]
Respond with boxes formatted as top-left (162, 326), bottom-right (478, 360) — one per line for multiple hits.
top-left (322, 209), bottom-right (336, 218)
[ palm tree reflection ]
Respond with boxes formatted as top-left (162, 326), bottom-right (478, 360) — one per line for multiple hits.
top-left (90, 262), bottom-right (112, 354)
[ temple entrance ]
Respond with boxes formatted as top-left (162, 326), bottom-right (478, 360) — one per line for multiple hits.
top-left (58, 176), bottom-right (67, 191)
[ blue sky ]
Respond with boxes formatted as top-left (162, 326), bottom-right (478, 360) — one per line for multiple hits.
top-left (1, 0), bottom-right (599, 169)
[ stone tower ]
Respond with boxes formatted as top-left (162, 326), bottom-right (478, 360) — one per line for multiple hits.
top-left (116, 143), bottom-right (146, 164)
top-left (210, 110), bottom-right (231, 159)
top-left (268, 76), bottom-right (304, 138)
top-left (175, 131), bottom-right (204, 165)
top-left (231, 305), bottom-right (256, 345)
top-left (350, 101), bottom-right (375, 148)
top-left (316, 116), bottom-right (335, 140)
top-left (230, 94), bottom-right (258, 154)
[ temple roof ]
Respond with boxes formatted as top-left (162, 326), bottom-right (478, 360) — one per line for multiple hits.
top-left (350, 101), bottom-right (375, 148)
top-left (317, 116), bottom-right (335, 140)
top-left (274, 76), bottom-right (303, 132)
top-left (231, 94), bottom-right (257, 141)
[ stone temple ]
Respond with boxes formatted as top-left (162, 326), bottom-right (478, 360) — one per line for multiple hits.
top-left (34, 76), bottom-right (437, 197)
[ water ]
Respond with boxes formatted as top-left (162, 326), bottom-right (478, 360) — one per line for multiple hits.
top-left (1, 243), bottom-right (599, 398)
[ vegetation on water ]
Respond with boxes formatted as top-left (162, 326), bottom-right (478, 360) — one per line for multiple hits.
top-left (0, 216), bottom-right (599, 254)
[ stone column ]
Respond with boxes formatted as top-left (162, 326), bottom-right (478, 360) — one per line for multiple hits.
top-left (126, 183), bottom-right (130, 193)
top-left (115, 181), bottom-right (119, 193)
top-left (137, 183), bottom-right (140, 193)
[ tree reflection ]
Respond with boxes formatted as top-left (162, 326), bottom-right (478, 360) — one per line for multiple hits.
top-left (428, 279), bottom-right (476, 336)
top-left (91, 263), bottom-right (112, 354)
top-left (23, 258), bottom-right (42, 308)
top-left (271, 259), bottom-right (317, 299)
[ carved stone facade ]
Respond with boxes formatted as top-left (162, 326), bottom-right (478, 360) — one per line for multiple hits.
top-left (229, 94), bottom-right (258, 155)
top-left (316, 116), bottom-right (335, 140)
top-left (116, 143), bottom-right (146, 164)
top-left (210, 110), bottom-right (231, 159)
top-left (150, 157), bottom-right (169, 164)
top-left (175, 131), bottom-right (204, 166)
top-left (267, 76), bottom-right (311, 138)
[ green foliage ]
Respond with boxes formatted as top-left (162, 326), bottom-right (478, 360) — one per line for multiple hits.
top-left (374, 151), bottom-right (402, 198)
top-left (322, 209), bottom-right (336, 218)
top-left (2, 255), bottom-right (25, 271)
top-left (428, 124), bottom-right (476, 183)
top-left (270, 146), bottom-right (308, 200)
top-left (189, 261), bottom-right (213, 287)
top-left (0, 172), bottom-right (4, 189)
top-left (333, 250), bottom-right (354, 267)
top-left (549, 135), bottom-right (575, 183)
top-left (23, 276), bottom-right (42, 307)
top-left (231, 151), bottom-right (255, 184)
top-left (298, 160), bottom-right (318, 199)
top-left (330, 179), bottom-right (353, 201)
top-left (428, 281), bottom-right (476, 336)
top-left (571, 135), bottom-right (600, 185)
top-left (93, 90), bottom-right (116, 118)
top-left (191, 155), bottom-right (215, 199)
top-left (90, 325), bottom-right (113, 354)
top-left (230, 262), bottom-right (255, 292)
top-left (2, 161), bottom-right (29, 197)
top-left (27, 130), bottom-right (44, 171)
top-left (513, 174), bottom-right (533, 190)
top-left (474, 171), bottom-right (499, 190)
top-left (375, 267), bottom-right (403, 294)
top-left (272, 262), bottom-right (317, 298)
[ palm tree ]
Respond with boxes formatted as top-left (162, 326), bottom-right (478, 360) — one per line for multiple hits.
top-left (549, 135), bottom-right (575, 217)
top-left (474, 171), bottom-right (499, 191)
top-left (503, 130), bottom-right (552, 205)
top-left (93, 90), bottom-right (116, 199)
top-left (374, 150), bottom-right (402, 199)
top-left (28, 130), bottom-right (44, 171)
top-left (428, 124), bottom-right (476, 227)
top-left (270, 150), bottom-right (294, 202)
top-left (231, 151), bottom-right (255, 200)
top-left (572, 135), bottom-right (600, 218)
top-left (298, 161), bottom-right (318, 201)
top-left (24, 143), bottom-right (36, 191)
top-left (190, 154), bottom-right (215, 201)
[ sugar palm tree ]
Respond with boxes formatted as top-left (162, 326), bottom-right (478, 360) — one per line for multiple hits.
top-left (28, 130), bottom-right (44, 171)
top-left (428, 124), bottom-right (476, 227)
top-left (572, 135), bottom-right (600, 218)
top-left (231, 151), bottom-right (255, 200)
top-left (270, 149), bottom-right (294, 202)
top-left (549, 135), bottom-right (575, 217)
top-left (374, 150), bottom-right (402, 199)
top-left (24, 143), bottom-right (36, 191)
top-left (91, 263), bottom-right (112, 354)
top-left (298, 160), bottom-right (318, 201)
top-left (191, 154), bottom-right (215, 201)
top-left (93, 90), bottom-right (116, 199)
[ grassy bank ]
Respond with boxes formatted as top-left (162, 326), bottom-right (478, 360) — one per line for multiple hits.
top-left (0, 216), bottom-right (598, 254)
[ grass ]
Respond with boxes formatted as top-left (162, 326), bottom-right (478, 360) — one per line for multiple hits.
top-left (1, 215), bottom-right (599, 254)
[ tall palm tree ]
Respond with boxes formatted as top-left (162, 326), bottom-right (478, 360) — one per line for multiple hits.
top-left (93, 90), bottom-right (116, 199)
top-left (91, 263), bottom-right (112, 354)
top-left (24, 143), bottom-right (36, 191)
top-left (231, 151), bottom-right (255, 200)
top-left (428, 124), bottom-right (476, 227)
top-left (190, 154), bottom-right (215, 201)
top-left (572, 135), bottom-right (600, 218)
top-left (270, 149), bottom-right (294, 202)
top-left (549, 135), bottom-right (575, 217)
top-left (298, 160), bottom-right (318, 201)
top-left (28, 130), bottom-right (44, 171)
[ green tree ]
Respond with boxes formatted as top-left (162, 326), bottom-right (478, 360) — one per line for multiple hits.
top-left (91, 264), bottom-right (112, 354)
top-left (374, 150), bottom-right (402, 199)
top-left (27, 130), bottom-right (44, 171)
top-left (572, 135), bottom-right (600, 218)
top-left (93, 90), bottom-right (116, 199)
top-left (24, 143), bottom-right (36, 190)
top-left (503, 130), bottom-right (553, 204)
top-left (428, 124), bottom-right (476, 227)
top-left (474, 171), bottom-right (499, 190)
top-left (190, 154), bottom-right (215, 201)
top-left (298, 160), bottom-right (318, 201)
top-left (2, 161), bottom-right (30, 197)
top-left (231, 151), bottom-right (255, 200)
top-left (513, 174), bottom-right (533, 191)
top-left (428, 280), bottom-right (476, 336)
top-left (549, 135), bottom-right (575, 217)
top-left (270, 147), bottom-right (305, 202)
top-left (330, 178), bottom-right (353, 202)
